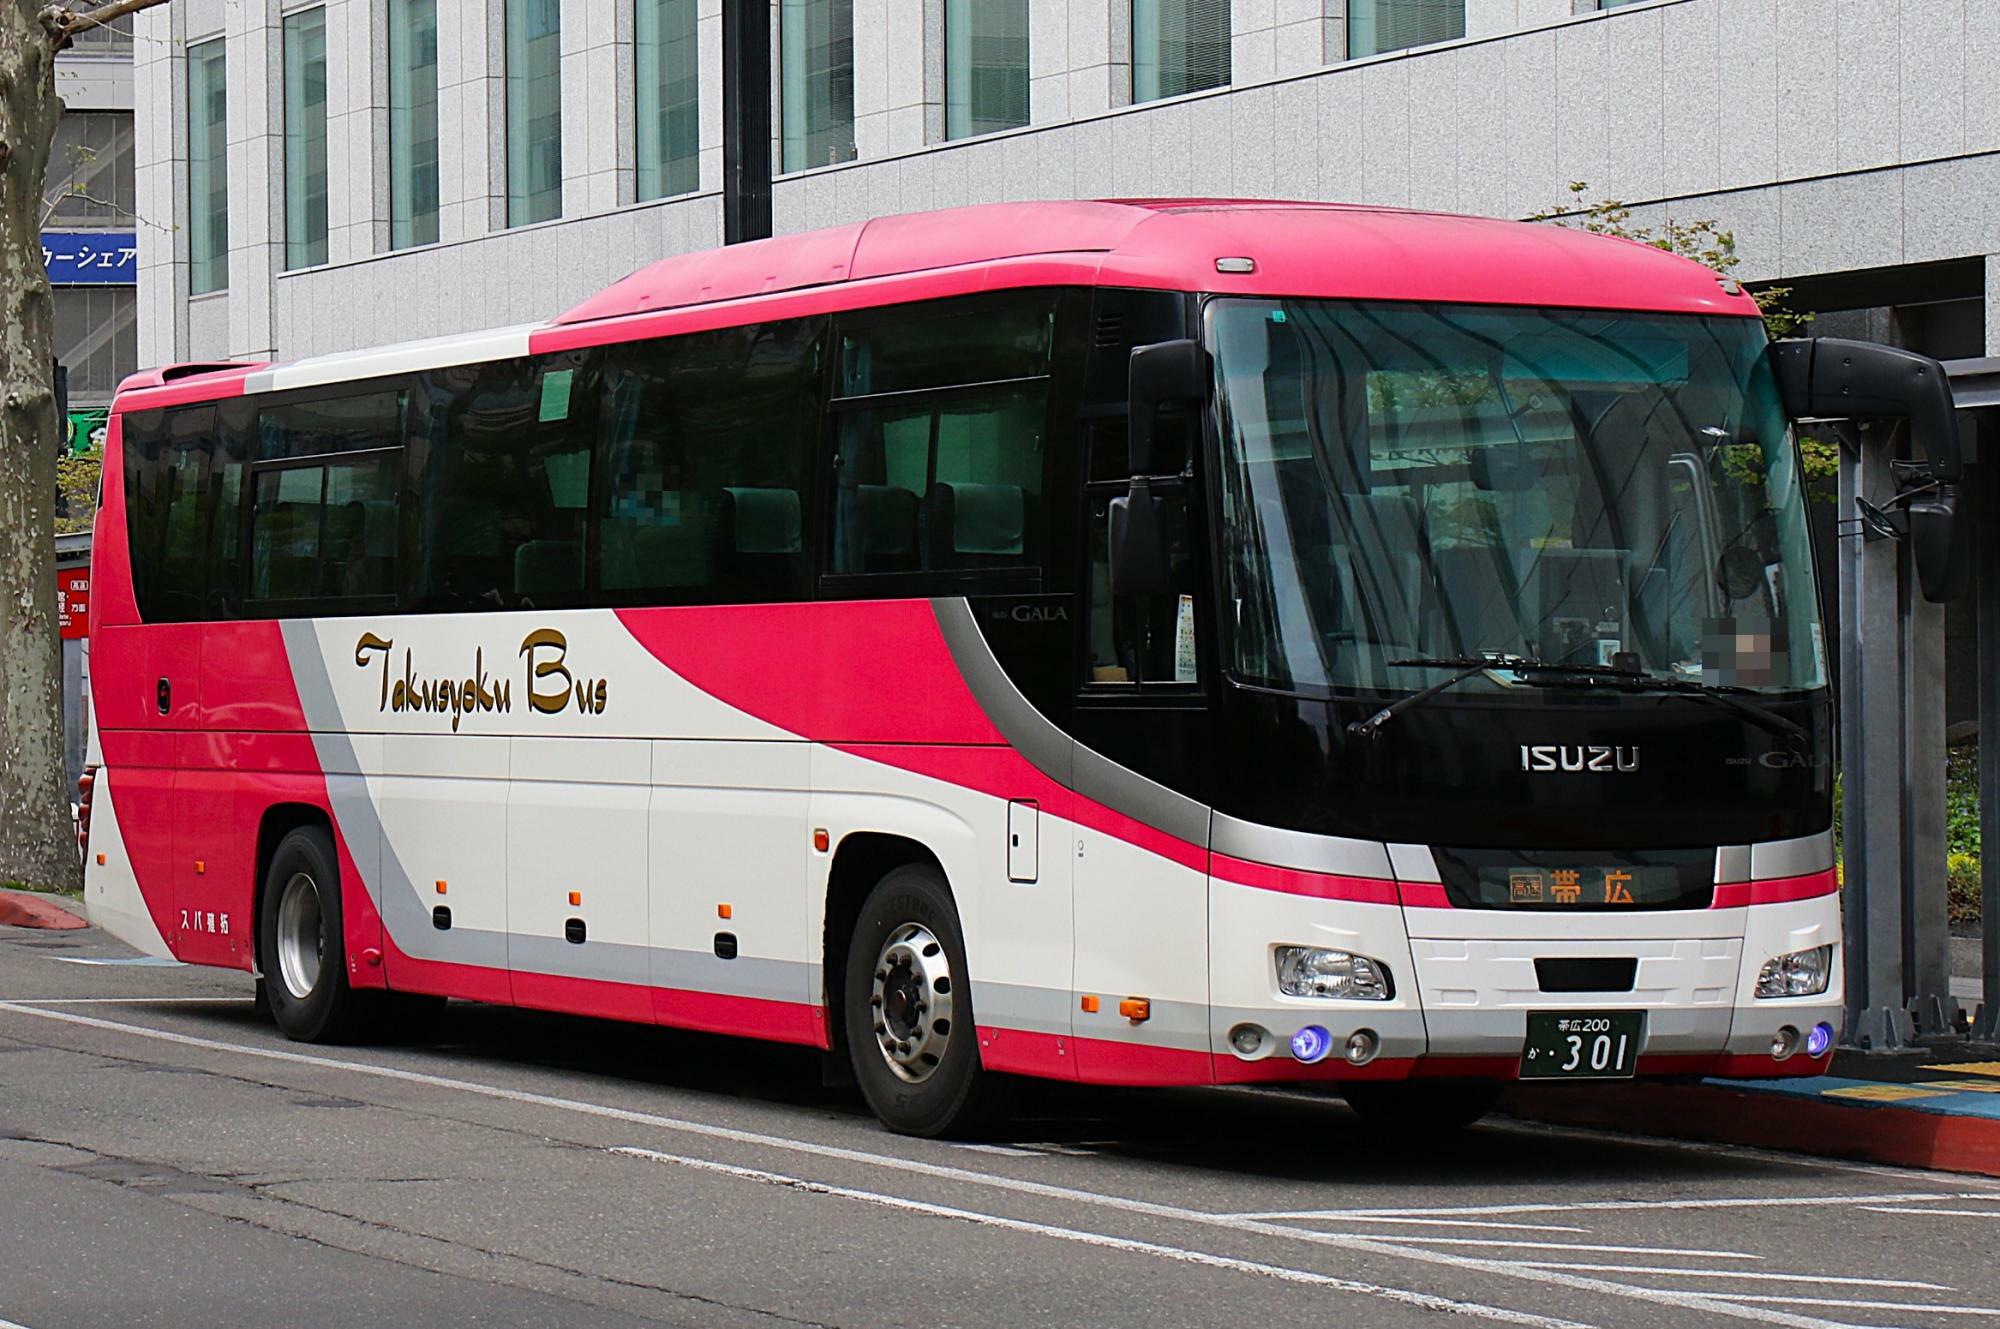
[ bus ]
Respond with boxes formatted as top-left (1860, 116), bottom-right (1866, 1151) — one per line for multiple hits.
top-left (79, 199), bottom-right (1953, 1137)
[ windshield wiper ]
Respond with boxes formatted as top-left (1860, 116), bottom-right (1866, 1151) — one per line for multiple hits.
top-left (1347, 655), bottom-right (1811, 749)
top-left (1346, 655), bottom-right (1538, 739)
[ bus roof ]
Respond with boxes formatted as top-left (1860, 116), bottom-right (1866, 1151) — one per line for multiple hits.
top-left (117, 199), bottom-right (1760, 410)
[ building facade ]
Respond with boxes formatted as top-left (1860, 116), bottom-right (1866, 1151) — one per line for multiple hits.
top-left (53, 19), bottom-right (139, 437)
top-left (131, 0), bottom-right (2000, 373)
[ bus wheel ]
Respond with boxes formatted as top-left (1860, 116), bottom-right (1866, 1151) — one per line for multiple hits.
top-left (844, 864), bottom-right (994, 1137)
top-left (258, 825), bottom-right (367, 1043)
top-left (1340, 1080), bottom-right (1503, 1133)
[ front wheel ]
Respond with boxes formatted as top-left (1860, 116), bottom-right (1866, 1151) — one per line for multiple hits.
top-left (1340, 1080), bottom-right (1503, 1133)
top-left (258, 825), bottom-right (371, 1043)
top-left (843, 864), bottom-right (996, 1137)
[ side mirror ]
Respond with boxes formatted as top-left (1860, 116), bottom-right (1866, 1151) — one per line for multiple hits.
top-left (1909, 487), bottom-right (1970, 603)
top-left (1770, 336), bottom-right (1967, 601)
top-left (1109, 475), bottom-right (1172, 597)
top-left (1128, 339), bottom-right (1206, 477)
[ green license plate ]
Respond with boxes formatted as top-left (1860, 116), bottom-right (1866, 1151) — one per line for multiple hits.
top-left (1520, 1011), bottom-right (1645, 1080)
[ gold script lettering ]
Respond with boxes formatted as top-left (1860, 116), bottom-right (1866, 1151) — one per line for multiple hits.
top-left (356, 633), bottom-right (393, 711)
top-left (520, 628), bottom-right (574, 715)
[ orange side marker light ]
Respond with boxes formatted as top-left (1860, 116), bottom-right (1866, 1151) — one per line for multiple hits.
top-left (194, 860), bottom-right (206, 875)
top-left (1119, 998), bottom-right (1151, 1023)
top-left (718, 903), bottom-right (733, 920)
top-left (568, 891), bottom-right (582, 907)
top-left (812, 828), bottom-right (830, 853)
top-left (435, 880), bottom-right (448, 895)
top-left (1079, 995), bottom-right (1100, 1014)
top-left (95, 853), bottom-right (106, 866)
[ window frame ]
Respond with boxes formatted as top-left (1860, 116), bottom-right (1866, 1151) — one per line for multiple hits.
top-left (239, 378), bottom-right (411, 619)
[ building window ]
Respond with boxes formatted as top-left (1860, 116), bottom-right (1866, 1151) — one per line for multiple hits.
top-left (53, 286), bottom-right (137, 402)
top-left (1132, 0), bottom-right (1230, 104)
top-left (635, 0), bottom-right (699, 200)
top-left (505, 0), bottom-right (563, 226)
top-left (780, 0), bottom-right (854, 172)
top-left (46, 111), bottom-right (134, 225)
top-left (944, 0), bottom-right (1028, 139)
top-left (283, 7), bottom-right (329, 270)
top-left (390, 0), bottom-right (440, 248)
top-left (1348, 0), bottom-right (1464, 58)
top-left (187, 38), bottom-right (228, 295)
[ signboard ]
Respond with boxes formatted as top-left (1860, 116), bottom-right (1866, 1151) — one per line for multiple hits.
top-left (42, 230), bottom-right (136, 285)
top-left (57, 567), bottom-right (89, 640)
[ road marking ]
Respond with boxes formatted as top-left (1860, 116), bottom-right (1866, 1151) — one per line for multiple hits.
top-left (0, 1001), bottom-right (1897, 1329)
top-left (46, 956), bottom-right (182, 967)
top-left (1514, 1265), bottom-right (1955, 1291)
top-left (609, 1145), bottom-right (1592, 1328)
top-left (1366, 1237), bottom-right (1761, 1259)
top-left (1237, 1193), bottom-right (1962, 1220)
top-left (0, 1317), bottom-right (40, 1329)
top-left (1720, 1293), bottom-right (2000, 1317)
top-left (2, 996), bottom-right (253, 1005)
top-left (1315, 1216), bottom-right (1592, 1233)
top-left (1859, 1206), bottom-right (2000, 1219)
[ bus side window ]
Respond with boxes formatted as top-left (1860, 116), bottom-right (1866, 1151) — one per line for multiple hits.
top-left (1085, 486), bottom-right (1197, 687)
top-left (247, 388), bottom-right (406, 610)
top-left (122, 405), bottom-right (215, 624)
top-left (595, 317), bottom-right (821, 605)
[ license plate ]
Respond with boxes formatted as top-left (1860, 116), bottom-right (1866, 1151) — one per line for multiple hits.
top-left (1520, 1011), bottom-right (1645, 1080)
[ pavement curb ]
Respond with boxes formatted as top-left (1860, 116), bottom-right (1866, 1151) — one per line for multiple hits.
top-left (1503, 1080), bottom-right (2000, 1177)
top-left (0, 889), bottom-right (88, 930)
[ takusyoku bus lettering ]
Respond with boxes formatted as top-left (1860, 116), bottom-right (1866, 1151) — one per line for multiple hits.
top-left (353, 628), bottom-right (608, 730)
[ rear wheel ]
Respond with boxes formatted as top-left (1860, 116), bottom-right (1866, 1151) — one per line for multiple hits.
top-left (843, 864), bottom-right (996, 1137)
top-left (1340, 1079), bottom-right (1503, 1133)
top-left (258, 826), bottom-right (371, 1043)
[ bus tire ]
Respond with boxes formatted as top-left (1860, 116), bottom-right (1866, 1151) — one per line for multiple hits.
top-left (844, 863), bottom-right (995, 1137)
top-left (1339, 1079), bottom-right (1503, 1133)
top-left (258, 825), bottom-right (370, 1043)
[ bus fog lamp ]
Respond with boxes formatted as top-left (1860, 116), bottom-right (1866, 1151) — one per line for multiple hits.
top-left (1229, 1023), bottom-right (1271, 1058)
top-left (1770, 1026), bottom-right (1800, 1060)
top-left (1754, 945), bottom-right (1833, 998)
top-left (1805, 1022), bottom-right (1835, 1058)
top-left (1275, 946), bottom-right (1392, 1000)
top-left (1344, 1029), bottom-right (1380, 1065)
top-left (1290, 1025), bottom-right (1332, 1064)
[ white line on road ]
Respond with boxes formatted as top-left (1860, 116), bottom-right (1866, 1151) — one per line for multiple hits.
top-left (1366, 1237), bottom-right (1762, 1259)
top-left (1719, 1294), bottom-right (2000, 1317)
top-left (1859, 1206), bottom-right (2000, 1219)
top-left (608, 1145), bottom-right (1592, 1328)
top-left (1237, 1193), bottom-right (1963, 1221)
top-left (0, 1001), bottom-right (1897, 1329)
top-left (1, 996), bottom-right (253, 1005)
top-left (1317, 1216), bottom-right (1592, 1232)
top-left (1514, 1265), bottom-right (1955, 1291)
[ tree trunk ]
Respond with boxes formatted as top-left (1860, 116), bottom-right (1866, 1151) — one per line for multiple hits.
top-left (0, 0), bottom-right (74, 890)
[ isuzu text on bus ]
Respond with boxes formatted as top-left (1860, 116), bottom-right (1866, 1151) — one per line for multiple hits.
top-left (80, 200), bottom-right (1963, 1135)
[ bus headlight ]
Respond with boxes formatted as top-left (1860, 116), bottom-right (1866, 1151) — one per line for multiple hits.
top-left (1275, 947), bottom-right (1392, 1001)
top-left (1755, 945), bottom-right (1833, 998)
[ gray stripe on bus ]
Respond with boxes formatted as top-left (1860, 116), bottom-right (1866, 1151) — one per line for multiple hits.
top-left (1211, 814), bottom-right (1394, 880)
top-left (929, 596), bottom-right (1211, 849)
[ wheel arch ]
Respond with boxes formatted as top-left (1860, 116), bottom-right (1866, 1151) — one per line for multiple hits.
top-left (251, 802), bottom-right (332, 972)
top-left (821, 832), bottom-right (951, 1058)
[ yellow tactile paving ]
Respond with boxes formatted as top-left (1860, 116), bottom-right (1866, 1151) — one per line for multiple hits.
top-left (1820, 1084), bottom-right (1953, 1102)
top-left (1919, 1080), bottom-right (2000, 1094)
top-left (1920, 1061), bottom-right (2000, 1077)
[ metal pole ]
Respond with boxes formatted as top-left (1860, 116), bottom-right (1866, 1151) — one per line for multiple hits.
top-left (1979, 423), bottom-right (2000, 1042)
top-left (722, 0), bottom-right (773, 244)
top-left (1841, 420), bottom-right (1914, 1050)
top-left (1904, 479), bottom-right (1954, 1038)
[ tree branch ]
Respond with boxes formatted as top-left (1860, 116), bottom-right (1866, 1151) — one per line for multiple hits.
top-left (48, 0), bottom-right (172, 39)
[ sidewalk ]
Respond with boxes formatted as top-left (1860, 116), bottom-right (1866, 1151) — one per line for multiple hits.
top-left (1505, 1046), bottom-right (2000, 1176)
top-left (0, 888), bottom-right (87, 930)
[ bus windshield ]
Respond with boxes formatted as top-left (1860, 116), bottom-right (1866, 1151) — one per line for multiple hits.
top-left (1209, 299), bottom-right (1825, 698)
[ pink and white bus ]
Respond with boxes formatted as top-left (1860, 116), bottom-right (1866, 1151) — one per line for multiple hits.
top-left (82, 199), bottom-right (1879, 1135)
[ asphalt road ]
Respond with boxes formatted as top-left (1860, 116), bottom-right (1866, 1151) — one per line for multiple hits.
top-left (3, 920), bottom-right (1997, 1329)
